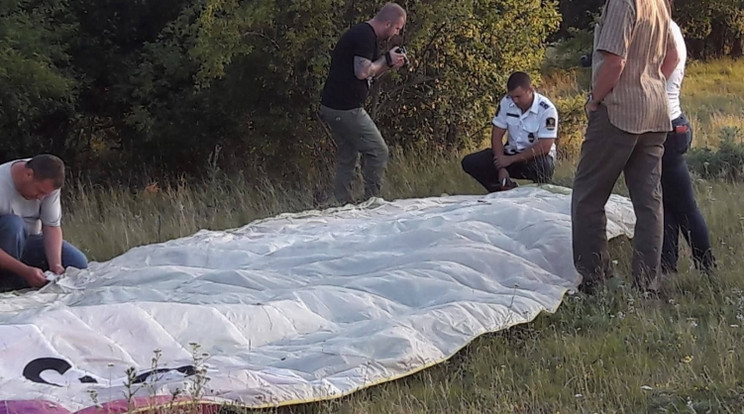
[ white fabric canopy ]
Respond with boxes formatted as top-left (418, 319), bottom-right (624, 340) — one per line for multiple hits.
top-left (0, 185), bottom-right (635, 412)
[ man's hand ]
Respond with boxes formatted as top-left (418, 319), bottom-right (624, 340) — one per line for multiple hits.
top-left (50, 263), bottom-right (65, 275)
top-left (497, 168), bottom-right (510, 182)
top-left (585, 100), bottom-right (600, 118)
top-left (496, 168), bottom-right (518, 191)
top-left (387, 47), bottom-right (407, 69)
top-left (21, 266), bottom-right (48, 288)
top-left (493, 154), bottom-right (513, 170)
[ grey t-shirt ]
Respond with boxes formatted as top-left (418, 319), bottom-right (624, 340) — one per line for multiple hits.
top-left (0, 159), bottom-right (62, 235)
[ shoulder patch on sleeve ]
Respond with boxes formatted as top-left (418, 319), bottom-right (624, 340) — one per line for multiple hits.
top-left (504, 96), bottom-right (516, 107)
top-left (546, 117), bottom-right (556, 131)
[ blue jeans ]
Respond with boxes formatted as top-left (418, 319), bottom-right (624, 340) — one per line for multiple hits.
top-left (0, 215), bottom-right (88, 292)
top-left (661, 114), bottom-right (715, 273)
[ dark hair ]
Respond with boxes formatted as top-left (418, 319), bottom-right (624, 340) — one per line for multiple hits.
top-left (26, 154), bottom-right (65, 189)
top-left (507, 71), bottom-right (532, 91)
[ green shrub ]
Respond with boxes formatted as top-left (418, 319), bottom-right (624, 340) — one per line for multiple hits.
top-left (1, 0), bottom-right (563, 181)
top-left (542, 28), bottom-right (593, 73)
top-left (687, 126), bottom-right (744, 181)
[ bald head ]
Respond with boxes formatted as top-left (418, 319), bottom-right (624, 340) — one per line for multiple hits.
top-left (374, 3), bottom-right (406, 23)
top-left (370, 3), bottom-right (406, 41)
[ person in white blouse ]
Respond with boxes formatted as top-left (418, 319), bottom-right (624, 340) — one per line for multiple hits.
top-left (660, 19), bottom-right (715, 274)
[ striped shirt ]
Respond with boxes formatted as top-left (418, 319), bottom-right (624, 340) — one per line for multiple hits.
top-left (591, 0), bottom-right (673, 134)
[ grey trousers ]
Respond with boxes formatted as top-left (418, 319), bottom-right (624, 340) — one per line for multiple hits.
top-left (571, 105), bottom-right (666, 290)
top-left (319, 105), bottom-right (389, 204)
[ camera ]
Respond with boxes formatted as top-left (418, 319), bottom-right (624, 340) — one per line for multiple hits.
top-left (580, 53), bottom-right (592, 68)
top-left (395, 46), bottom-right (410, 66)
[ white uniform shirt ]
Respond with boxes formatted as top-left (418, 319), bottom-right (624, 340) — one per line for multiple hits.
top-left (492, 92), bottom-right (558, 158)
top-left (667, 21), bottom-right (687, 120)
top-left (0, 159), bottom-right (62, 235)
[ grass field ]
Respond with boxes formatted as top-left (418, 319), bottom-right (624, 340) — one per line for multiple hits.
top-left (59, 58), bottom-right (744, 413)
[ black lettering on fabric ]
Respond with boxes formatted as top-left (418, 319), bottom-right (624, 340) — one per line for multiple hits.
top-left (23, 358), bottom-right (78, 387)
top-left (131, 365), bottom-right (197, 384)
top-left (23, 357), bottom-right (196, 387)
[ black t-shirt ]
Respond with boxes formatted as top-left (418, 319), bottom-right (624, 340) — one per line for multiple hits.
top-left (320, 23), bottom-right (378, 110)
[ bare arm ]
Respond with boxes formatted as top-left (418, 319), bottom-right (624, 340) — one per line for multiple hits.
top-left (490, 126), bottom-right (507, 157)
top-left (354, 48), bottom-right (406, 80)
top-left (591, 51), bottom-right (626, 102)
top-left (490, 126), bottom-right (511, 177)
top-left (43, 225), bottom-right (64, 273)
top-left (354, 56), bottom-right (389, 80)
top-left (661, 37), bottom-right (679, 79)
top-left (0, 249), bottom-right (30, 276)
top-left (0, 249), bottom-right (46, 287)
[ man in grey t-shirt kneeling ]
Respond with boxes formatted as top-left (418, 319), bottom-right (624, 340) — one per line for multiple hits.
top-left (0, 154), bottom-right (88, 292)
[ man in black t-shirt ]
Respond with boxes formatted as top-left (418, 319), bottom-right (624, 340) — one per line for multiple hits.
top-left (319, 2), bottom-right (408, 205)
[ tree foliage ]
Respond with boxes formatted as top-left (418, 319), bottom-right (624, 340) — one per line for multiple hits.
top-left (557, 0), bottom-right (744, 59)
top-left (674, 0), bottom-right (744, 58)
top-left (0, 0), bottom-right (77, 159)
top-left (1, 0), bottom-right (562, 179)
top-left (554, 0), bottom-right (602, 39)
top-left (1, 0), bottom-right (742, 180)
